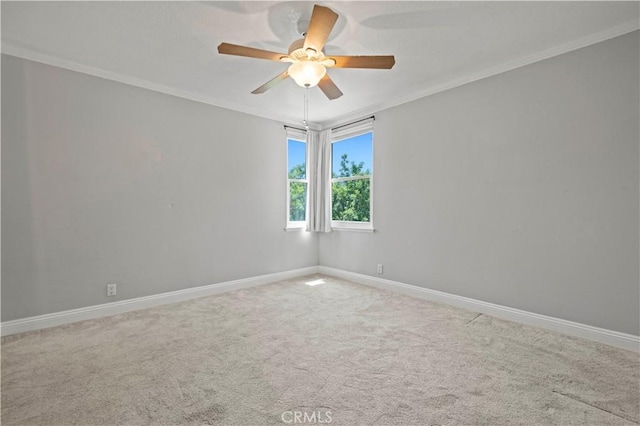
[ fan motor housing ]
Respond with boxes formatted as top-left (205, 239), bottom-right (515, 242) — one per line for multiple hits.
top-left (288, 38), bottom-right (328, 62)
top-left (288, 38), bottom-right (306, 58)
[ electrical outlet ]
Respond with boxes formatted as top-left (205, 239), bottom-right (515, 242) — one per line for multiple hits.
top-left (107, 283), bottom-right (117, 297)
top-left (377, 264), bottom-right (383, 274)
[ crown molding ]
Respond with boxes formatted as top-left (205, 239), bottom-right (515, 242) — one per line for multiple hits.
top-left (317, 20), bottom-right (640, 129)
top-left (3, 20), bottom-right (638, 130)
top-left (1, 42), bottom-right (305, 126)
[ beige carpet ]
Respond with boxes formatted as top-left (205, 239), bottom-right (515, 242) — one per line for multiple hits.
top-left (2, 274), bottom-right (639, 425)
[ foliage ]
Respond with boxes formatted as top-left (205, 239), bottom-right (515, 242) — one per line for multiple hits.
top-left (288, 154), bottom-right (371, 223)
top-left (288, 163), bottom-right (306, 180)
top-left (289, 163), bottom-right (306, 221)
top-left (331, 154), bottom-right (370, 222)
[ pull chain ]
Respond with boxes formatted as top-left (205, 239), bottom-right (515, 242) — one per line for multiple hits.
top-left (303, 87), bottom-right (309, 130)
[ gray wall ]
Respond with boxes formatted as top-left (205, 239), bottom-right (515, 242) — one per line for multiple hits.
top-left (2, 55), bottom-right (318, 321)
top-left (320, 32), bottom-right (640, 335)
top-left (3, 32), bottom-right (639, 336)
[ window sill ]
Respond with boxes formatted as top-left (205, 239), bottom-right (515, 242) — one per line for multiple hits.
top-left (331, 222), bottom-right (375, 233)
top-left (331, 227), bottom-right (375, 233)
top-left (284, 226), bottom-right (307, 232)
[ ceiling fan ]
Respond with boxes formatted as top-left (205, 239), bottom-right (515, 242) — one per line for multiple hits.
top-left (217, 4), bottom-right (395, 100)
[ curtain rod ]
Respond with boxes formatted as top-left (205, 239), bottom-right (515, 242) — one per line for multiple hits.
top-left (332, 116), bottom-right (375, 131)
top-left (283, 125), bottom-right (307, 132)
top-left (285, 115), bottom-right (375, 133)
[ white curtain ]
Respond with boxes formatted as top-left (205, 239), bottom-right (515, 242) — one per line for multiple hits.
top-left (306, 129), bottom-right (332, 232)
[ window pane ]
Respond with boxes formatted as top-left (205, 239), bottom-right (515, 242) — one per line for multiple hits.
top-left (332, 178), bottom-right (370, 222)
top-left (289, 182), bottom-right (307, 222)
top-left (332, 132), bottom-right (372, 178)
top-left (288, 139), bottom-right (306, 179)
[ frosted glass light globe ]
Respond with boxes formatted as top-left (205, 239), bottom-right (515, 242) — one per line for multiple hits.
top-left (288, 61), bottom-right (327, 88)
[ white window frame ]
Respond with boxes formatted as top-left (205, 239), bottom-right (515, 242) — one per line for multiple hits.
top-left (330, 119), bottom-right (374, 232)
top-left (285, 128), bottom-right (308, 231)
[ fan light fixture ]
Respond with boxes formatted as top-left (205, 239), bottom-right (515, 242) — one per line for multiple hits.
top-left (288, 61), bottom-right (326, 88)
top-left (217, 4), bottom-right (395, 100)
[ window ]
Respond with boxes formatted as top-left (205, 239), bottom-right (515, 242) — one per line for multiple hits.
top-left (286, 132), bottom-right (307, 229)
top-left (331, 121), bottom-right (373, 231)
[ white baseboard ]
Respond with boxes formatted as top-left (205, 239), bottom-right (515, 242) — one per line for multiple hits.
top-left (1, 266), bottom-right (319, 337)
top-left (318, 266), bottom-right (640, 352)
top-left (4, 265), bottom-right (637, 352)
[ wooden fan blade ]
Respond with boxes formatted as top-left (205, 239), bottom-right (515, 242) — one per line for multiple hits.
top-left (252, 70), bottom-right (289, 94)
top-left (329, 55), bottom-right (396, 69)
top-left (318, 74), bottom-right (343, 100)
top-left (218, 42), bottom-right (286, 61)
top-left (303, 5), bottom-right (338, 53)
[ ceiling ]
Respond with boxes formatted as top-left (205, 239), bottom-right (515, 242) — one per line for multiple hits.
top-left (2, 1), bottom-right (638, 128)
